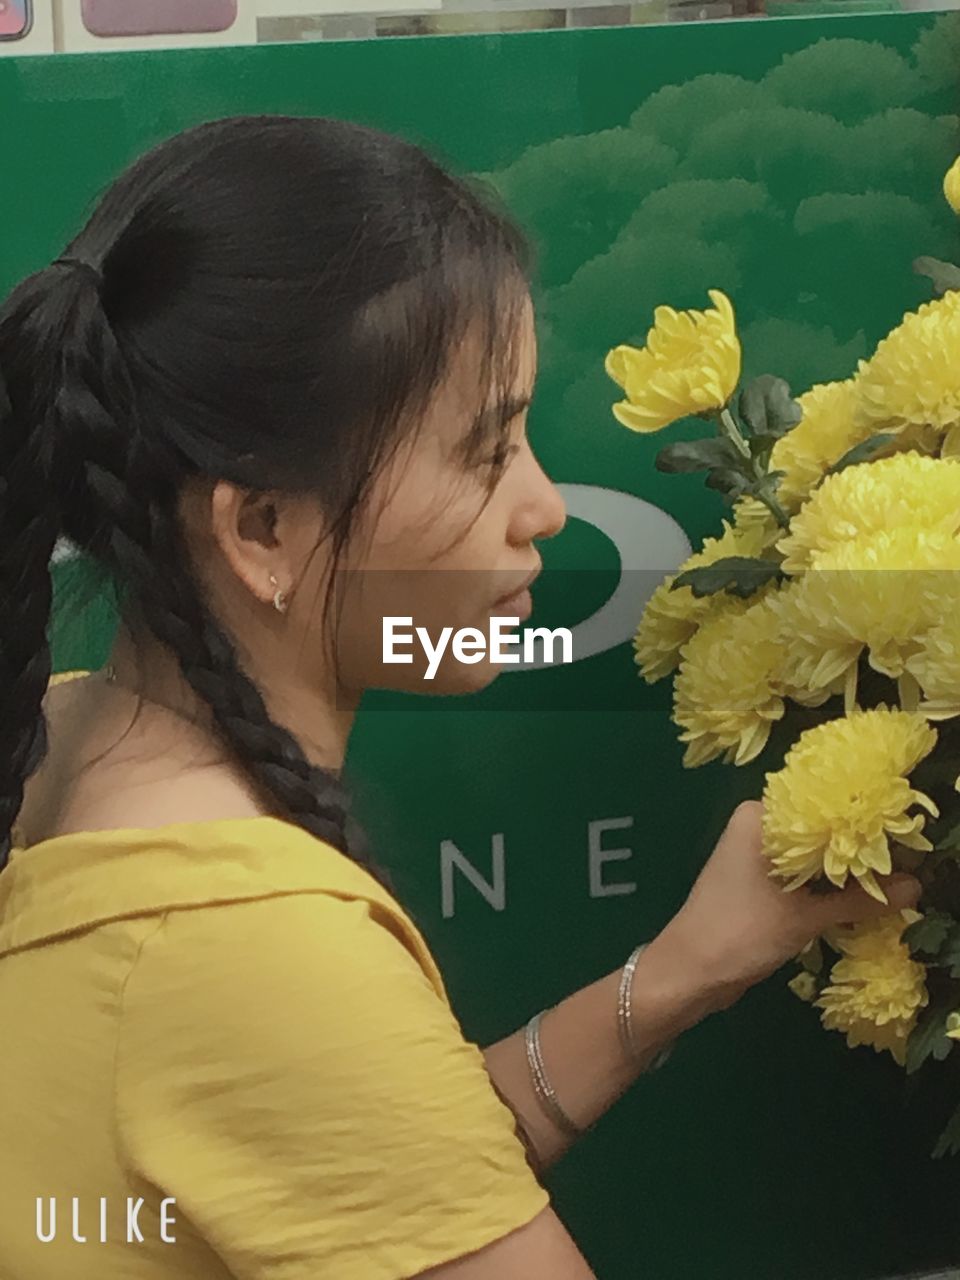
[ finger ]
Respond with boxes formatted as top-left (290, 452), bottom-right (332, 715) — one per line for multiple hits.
top-left (725, 798), bottom-right (765, 846)
top-left (823, 874), bottom-right (921, 926)
top-left (877, 873), bottom-right (922, 911)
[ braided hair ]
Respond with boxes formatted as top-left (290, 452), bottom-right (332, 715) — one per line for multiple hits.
top-left (0, 116), bottom-right (532, 887)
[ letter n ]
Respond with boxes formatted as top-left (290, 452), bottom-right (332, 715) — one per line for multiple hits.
top-left (440, 835), bottom-right (506, 919)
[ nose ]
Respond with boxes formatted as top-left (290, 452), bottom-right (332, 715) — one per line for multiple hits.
top-left (512, 452), bottom-right (567, 545)
top-left (538, 476), bottom-right (567, 541)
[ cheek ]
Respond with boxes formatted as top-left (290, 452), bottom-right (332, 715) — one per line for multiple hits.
top-left (362, 484), bottom-right (508, 620)
top-left (339, 612), bottom-right (509, 696)
top-left (333, 565), bottom-right (507, 687)
top-left (330, 544), bottom-right (518, 694)
top-left (333, 450), bottom-right (516, 693)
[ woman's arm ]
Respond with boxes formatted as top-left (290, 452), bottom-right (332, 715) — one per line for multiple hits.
top-left (482, 801), bottom-right (922, 1173)
top-left (482, 930), bottom-right (720, 1170)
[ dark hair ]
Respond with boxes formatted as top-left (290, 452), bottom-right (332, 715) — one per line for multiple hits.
top-left (0, 113), bottom-right (544, 1182)
top-left (0, 120), bottom-right (547, 1177)
top-left (0, 114), bottom-right (533, 879)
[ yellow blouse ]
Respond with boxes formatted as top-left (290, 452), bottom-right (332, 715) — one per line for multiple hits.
top-left (0, 671), bottom-right (548, 1278)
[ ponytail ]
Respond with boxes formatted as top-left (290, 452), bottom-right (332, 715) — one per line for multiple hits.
top-left (0, 115), bottom-right (529, 898)
top-left (0, 257), bottom-right (395, 893)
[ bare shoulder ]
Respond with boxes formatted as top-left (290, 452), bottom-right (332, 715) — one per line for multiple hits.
top-left (18, 675), bottom-right (267, 844)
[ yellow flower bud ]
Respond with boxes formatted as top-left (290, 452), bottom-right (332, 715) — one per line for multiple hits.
top-left (944, 156), bottom-right (960, 215)
top-left (788, 972), bottom-right (819, 1004)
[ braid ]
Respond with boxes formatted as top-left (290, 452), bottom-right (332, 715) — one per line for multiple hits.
top-left (0, 259), bottom-right (399, 896)
top-left (0, 369), bottom-right (59, 870)
top-left (0, 108), bottom-right (529, 908)
top-left (90, 426), bottom-right (397, 895)
top-left (0, 261), bottom-right (100, 870)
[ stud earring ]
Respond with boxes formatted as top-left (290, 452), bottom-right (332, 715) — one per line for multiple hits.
top-left (268, 573), bottom-right (288, 615)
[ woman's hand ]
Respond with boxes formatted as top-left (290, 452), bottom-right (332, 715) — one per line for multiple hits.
top-left (645, 799), bottom-right (922, 1020)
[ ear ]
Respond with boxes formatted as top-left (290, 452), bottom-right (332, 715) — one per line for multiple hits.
top-left (208, 481), bottom-right (284, 601)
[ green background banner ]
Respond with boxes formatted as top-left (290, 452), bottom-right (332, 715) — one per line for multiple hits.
top-left (4, 11), bottom-right (960, 1277)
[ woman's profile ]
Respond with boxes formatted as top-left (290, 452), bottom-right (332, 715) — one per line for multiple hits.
top-left (0, 115), bottom-right (921, 1279)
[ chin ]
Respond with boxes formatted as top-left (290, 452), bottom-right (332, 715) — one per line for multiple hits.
top-left (415, 661), bottom-right (503, 697)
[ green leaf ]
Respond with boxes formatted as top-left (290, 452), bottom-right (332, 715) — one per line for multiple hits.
top-left (748, 472), bottom-right (789, 516)
top-left (933, 1101), bottom-right (960, 1159)
top-left (655, 438), bottom-right (740, 475)
top-left (935, 928), bottom-right (960, 980)
top-left (798, 938), bottom-right (824, 976)
top-left (826, 433), bottom-right (898, 476)
top-left (936, 818), bottom-right (960, 853)
top-left (925, 846), bottom-right (960, 877)
top-left (903, 910), bottom-right (956, 959)
top-left (905, 994), bottom-right (956, 1075)
top-left (913, 255), bottom-right (960, 297)
top-left (704, 468), bottom-right (749, 499)
top-left (912, 756), bottom-right (960, 801)
top-left (738, 375), bottom-right (803, 438)
top-left (747, 433), bottom-right (782, 467)
top-left (922, 812), bottom-right (960, 872)
top-left (672, 556), bottom-right (784, 600)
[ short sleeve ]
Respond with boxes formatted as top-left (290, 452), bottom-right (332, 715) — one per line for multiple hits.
top-left (114, 892), bottom-right (550, 1279)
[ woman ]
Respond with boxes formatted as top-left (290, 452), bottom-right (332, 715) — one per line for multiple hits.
top-left (0, 115), bottom-right (919, 1279)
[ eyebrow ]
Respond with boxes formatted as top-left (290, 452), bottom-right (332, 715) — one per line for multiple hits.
top-left (470, 392), bottom-right (533, 438)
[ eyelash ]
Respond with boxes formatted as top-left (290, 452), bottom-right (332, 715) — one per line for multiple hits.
top-left (483, 442), bottom-right (521, 470)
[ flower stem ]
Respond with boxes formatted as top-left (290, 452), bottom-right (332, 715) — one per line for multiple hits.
top-left (761, 491), bottom-right (791, 530)
top-left (719, 406), bottom-right (751, 459)
top-left (844, 662), bottom-right (860, 718)
top-left (898, 672), bottom-right (921, 714)
top-left (717, 405), bottom-right (791, 530)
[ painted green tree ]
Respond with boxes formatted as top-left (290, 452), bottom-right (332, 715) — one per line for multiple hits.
top-left (478, 19), bottom-right (960, 553)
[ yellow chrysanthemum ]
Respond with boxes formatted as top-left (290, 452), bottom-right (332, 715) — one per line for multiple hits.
top-left (769, 386), bottom-right (941, 512)
top-left (731, 495), bottom-right (784, 551)
top-left (777, 454), bottom-right (960, 575)
top-left (944, 156), bottom-right (960, 216)
top-left (817, 911), bottom-right (928, 1066)
top-left (768, 380), bottom-right (865, 509)
top-left (633, 518), bottom-right (775, 682)
top-left (770, 528), bottom-right (960, 700)
top-left (762, 707), bottom-right (938, 902)
top-left (605, 290), bottom-right (741, 434)
top-left (673, 595), bottom-right (785, 768)
top-left (906, 611), bottom-right (960, 721)
top-left (854, 293), bottom-right (960, 435)
top-left (947, 1012), bottom-right (960, 1040)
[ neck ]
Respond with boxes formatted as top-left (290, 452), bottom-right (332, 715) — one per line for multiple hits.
top-left (106, 621), bottom-right (358, 771)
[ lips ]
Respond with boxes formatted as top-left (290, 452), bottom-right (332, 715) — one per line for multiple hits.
top-left (492, 565), bottom-right (541, 608)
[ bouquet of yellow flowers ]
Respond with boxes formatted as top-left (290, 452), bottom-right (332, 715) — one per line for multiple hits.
top-left (608, 158), bottom-right (960, 1158)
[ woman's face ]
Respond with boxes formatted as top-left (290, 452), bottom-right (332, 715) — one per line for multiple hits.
top-left (331, 291), bottom-right (567, 697)
top-left (193, 291), bottom-right (566, 709)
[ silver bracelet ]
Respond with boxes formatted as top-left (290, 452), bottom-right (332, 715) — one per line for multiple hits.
top-left (524, 946), bottom-right (674, 1145)
top-left (524, 1010), bottom-right (584, 1140)
top-left (618, 943), bottom-right (675, 1071)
